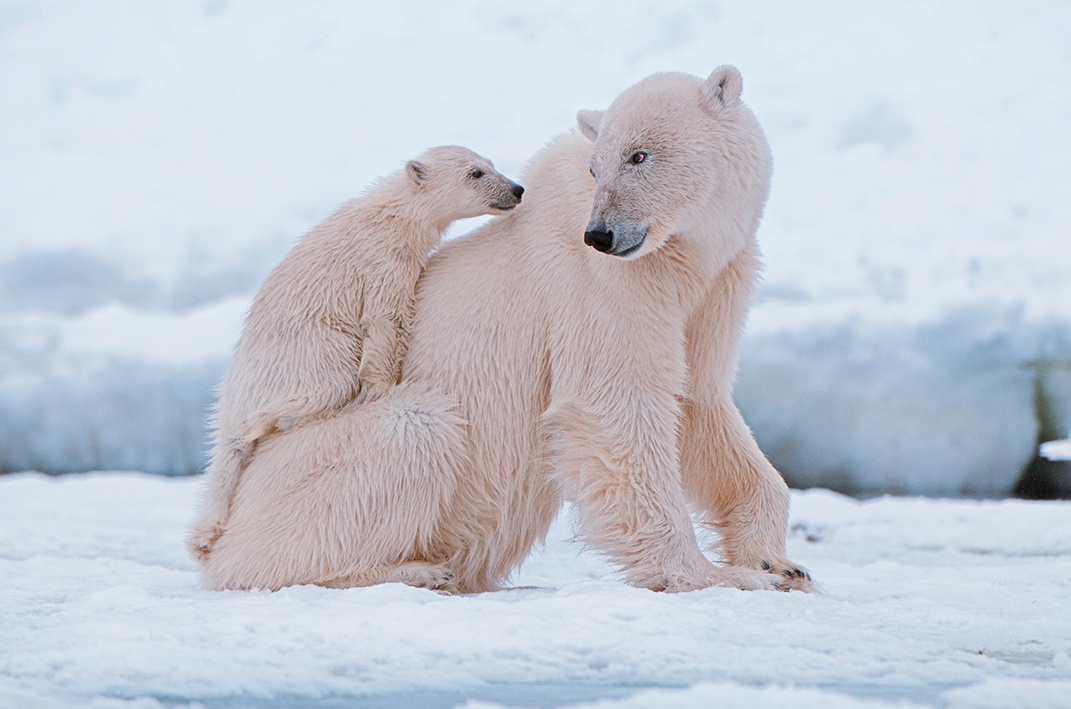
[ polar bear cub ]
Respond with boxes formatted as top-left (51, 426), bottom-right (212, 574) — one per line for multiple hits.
top-left (188, 146), bottom-right (524, 558)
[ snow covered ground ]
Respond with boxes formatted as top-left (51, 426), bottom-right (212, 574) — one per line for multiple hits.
top-left (1, 1), bottom-right (1069, 494)
top-left (2, 471), bottom-right (1071, 708)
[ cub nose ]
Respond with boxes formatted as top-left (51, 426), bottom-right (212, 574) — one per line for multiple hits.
top-left (584, 227), bottom-right (614, 253)
top-left (511, 183), bottom-right (525, 200)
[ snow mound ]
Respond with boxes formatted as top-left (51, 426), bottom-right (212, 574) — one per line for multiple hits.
top-left (737, 307), bottom-right (1071, 496)
top-left (1, 1), bottom-right (1069, 493)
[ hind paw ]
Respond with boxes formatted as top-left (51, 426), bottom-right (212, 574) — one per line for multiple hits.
top-left (390, 562), bottom-right (458, 592)
top-left (187, 523), bottom-right (225, 561)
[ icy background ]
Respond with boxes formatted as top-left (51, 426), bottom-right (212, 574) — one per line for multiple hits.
top-left (1, 2), bottom-right (1070, 493)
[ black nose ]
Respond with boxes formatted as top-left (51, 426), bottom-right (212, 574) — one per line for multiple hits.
top-left (584, 227), bottom-right (613, 253)
top-left (511, 183), bottom-right (524, 199)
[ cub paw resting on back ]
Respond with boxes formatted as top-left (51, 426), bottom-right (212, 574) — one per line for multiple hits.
top-left (187, 146), bottom-right (523, 560)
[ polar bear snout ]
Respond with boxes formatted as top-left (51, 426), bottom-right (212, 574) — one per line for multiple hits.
top-left (584, 219), bottom-right (647, 257)
top-left (584, 223), bottom-right (614, 252)
top-left (489, 181), bottom-right (525, 212)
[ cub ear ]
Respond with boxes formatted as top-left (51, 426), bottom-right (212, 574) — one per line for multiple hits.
top-left (701, 65), bottom-right (742, 110)
top-left (576, 109), bottom-right (604, 141)
top-left (406, 160), bottom-right (428, 185)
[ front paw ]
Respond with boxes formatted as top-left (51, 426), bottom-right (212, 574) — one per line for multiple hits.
top-left (659, 563), bottom-right (783, 593)
top-left (708, 565), bottom-right (786, 592)
top-left (757, 558), bottom-right (818, 593)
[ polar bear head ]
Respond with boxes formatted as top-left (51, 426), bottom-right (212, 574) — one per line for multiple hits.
top-left (405, 145), bottom-right (525, 221)
top-left (576, 66), bottom-right (772, 264)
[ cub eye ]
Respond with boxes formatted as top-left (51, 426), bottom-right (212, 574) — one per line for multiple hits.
top-left (470, 168), bottom-right (484, 179)
top-left (628, 151), bottom-right (647, 165)
top-left (589, 168), bottom-right (596, 179)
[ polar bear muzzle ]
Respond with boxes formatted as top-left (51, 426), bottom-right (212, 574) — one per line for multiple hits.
top-left (583, 219), bottom-right (648, 257)
top-left (490, 181), bottom-right (525, 212)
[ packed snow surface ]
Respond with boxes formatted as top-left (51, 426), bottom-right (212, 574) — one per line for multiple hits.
top-left (1, 1), bottom-right (1069, 493)
top-left (2, 472), bottom-right (1071, 709)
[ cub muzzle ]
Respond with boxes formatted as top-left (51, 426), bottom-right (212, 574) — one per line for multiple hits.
top-left (490, 181), bottom-right (525, 211)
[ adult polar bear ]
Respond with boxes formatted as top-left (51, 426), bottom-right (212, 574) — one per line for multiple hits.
top-left (200, 66), bottom-right (814, 594)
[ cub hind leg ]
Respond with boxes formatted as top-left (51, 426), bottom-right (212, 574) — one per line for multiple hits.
top-left (187, 433), bottom-right (260, 561)
top-left (198, 384), bottom-right (469, 592)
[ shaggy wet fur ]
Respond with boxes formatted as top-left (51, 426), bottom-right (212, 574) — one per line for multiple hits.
top-left (188, 147), bottom-right (522, 560)
top-left (196, 67), bottom-right (814, 595)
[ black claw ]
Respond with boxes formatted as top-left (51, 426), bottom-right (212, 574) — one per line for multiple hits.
top-left (781, 569), bottom-right (794, 579)
top-left (760, 560), bottom-right (772, 572)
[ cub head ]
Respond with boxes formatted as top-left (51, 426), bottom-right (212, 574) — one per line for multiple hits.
top-left (576, 65), bottom-right (772, 261)
top-left (405, 146), bottom-right (524, 222)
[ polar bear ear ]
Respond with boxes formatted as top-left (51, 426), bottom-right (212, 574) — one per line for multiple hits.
top-left (702, 65), bottom-right (742, 110)
top-left (406, 160), bottom-right (428, 186)
top-left (576, 109), bottom-right (604, 141)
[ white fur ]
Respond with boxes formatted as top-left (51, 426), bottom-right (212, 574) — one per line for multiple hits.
top-left (188, 146), bottom-right (521, 560)
top-left (198, 68), bottom-right (814, 594)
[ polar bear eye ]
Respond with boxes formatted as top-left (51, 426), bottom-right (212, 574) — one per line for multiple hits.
top-left (470, 168), bottom-right (484, 179)
top-left (628, 151), bottom-right (647, 165)
top-left (589, 168), bottom-right (596, 180)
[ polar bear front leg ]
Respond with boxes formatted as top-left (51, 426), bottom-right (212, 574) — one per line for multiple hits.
top-left (359, 278), bottom-right (419, 401)
top-left (679, 395), bottom-right (816, 592)
top-left (543, 399), bottom-right (783, 593)
top-left (358, 314), bottom-right (404, 400)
